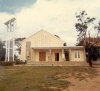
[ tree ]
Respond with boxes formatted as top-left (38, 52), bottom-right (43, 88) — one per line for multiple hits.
top-left (75, 10), bottom-right (95, 46)
top-left (94, 21), bottom-right (100, 37)
top-left (0, 39), bottom-right (5, 61)
top-left (75, 10), bottom-right (100, 67)
top-left (15, 37), bottom-right (26, 54)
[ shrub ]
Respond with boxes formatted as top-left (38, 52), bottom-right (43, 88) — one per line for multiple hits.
top-left (0, 61), bottom-right (13, 66)
top-left (15, 60), bottom-right (26, 65)
top-left (14, 55), bottom-right (26, 65)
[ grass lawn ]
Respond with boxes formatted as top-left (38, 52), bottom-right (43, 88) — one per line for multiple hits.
top-left (0, 66), bottom-right (98, 91)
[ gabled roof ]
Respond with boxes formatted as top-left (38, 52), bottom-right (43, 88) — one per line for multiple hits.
top-left (22, 29), bottom-right (65, 43)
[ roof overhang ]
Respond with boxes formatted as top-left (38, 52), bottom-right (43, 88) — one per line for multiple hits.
top-left (31, 46), bottom-right (84, 49)
top-left (4, 18), bottom-right (16, 25)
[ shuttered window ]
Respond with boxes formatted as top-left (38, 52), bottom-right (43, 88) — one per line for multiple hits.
top-left (75, 51), bottom-right (80, 58)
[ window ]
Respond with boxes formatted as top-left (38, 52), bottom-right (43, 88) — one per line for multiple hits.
top-left (78, 51), bottom-right (80, 58)
top-left (75, 51), bottom-right (80, 58)
top-left (75, 51), bottom-right (77, 58)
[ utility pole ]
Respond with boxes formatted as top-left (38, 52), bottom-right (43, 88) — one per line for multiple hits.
top-left (4, 18), bottom-right (16, 62)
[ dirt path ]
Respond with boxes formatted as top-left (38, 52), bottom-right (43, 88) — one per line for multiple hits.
top-left (65, 66), bottom-right (100, 91)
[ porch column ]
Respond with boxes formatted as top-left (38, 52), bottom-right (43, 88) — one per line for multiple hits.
top-left (26, 42), bottom-right (31, 62)
top-left (49, 49), bottom-right (51, 61)
top-left (62, 48), bottom-right (65, 61)
top-left (84, 48), bottom-right (86, 61)
top-left (69, 48), bottom-right (71, 61)
top-left (32, 48), bottom-right (34, 61)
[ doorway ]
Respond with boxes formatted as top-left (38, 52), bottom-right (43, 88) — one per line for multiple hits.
top-left (55, 53), bottom-right (59, 61)
top-left (65, 49), bottom-right (69, 61)
top-left (39, 52), bottom-right (46, 61)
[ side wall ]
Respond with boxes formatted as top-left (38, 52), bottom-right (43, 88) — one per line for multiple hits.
top-left (20, 42), bottom-right (26, 61)
top-left (70, 49), bottom-right (85, 61)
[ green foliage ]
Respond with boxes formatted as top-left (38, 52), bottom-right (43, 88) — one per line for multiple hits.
top-left (94, 21), bottom-right (100, 36)
top-left (75, 10), bottom-right (95, 45)
top-left (14, 55), bottom-right (26, 64)
top-left (0, 40), bottom-right (5, 61)
top-left (0, 61), bottom-right (13, 66)
top-left (14, 55), bottom-right (20, 61)
top-left (0, 48), bottom-right (5, 61)
top-left (15, 37), bottom-right (26, 54)
top-left (15, 60), bottom-right (26, 65)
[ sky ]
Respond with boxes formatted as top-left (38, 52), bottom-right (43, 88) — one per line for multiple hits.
top-left (0, 0), bottom-right (100, 46)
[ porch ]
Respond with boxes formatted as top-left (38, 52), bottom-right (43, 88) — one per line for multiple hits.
top-left (30, 47), bottom-right (68, 62)
top-left (26, 46), bottom-right (85, 63)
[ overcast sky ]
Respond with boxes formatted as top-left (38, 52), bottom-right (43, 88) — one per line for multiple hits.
top-left (0, 0), bottom-right (100, 46)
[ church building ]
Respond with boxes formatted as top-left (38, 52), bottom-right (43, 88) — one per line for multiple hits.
top-left (20, 30), bottom-right (86, 63)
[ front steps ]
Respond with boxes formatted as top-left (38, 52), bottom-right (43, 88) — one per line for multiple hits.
top-left (26, 61), bottom-right (88, 66)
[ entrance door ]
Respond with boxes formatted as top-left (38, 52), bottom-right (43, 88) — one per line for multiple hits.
top-left (55, 53), bottom-right (59, 61)
top-left (39, 52), bottom-right (46, 61)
